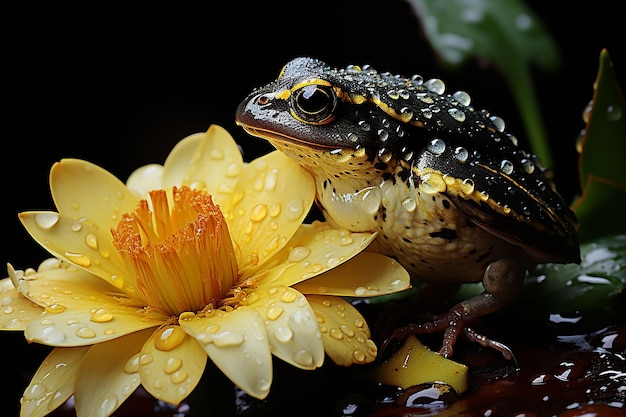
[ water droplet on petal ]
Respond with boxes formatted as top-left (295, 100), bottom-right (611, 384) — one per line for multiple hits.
top-left (273, 326), bottom-right (293, 343)
top-left (84, 234), bottom-right (98, 250)
top-left (97, 395), bottom-right (118, 417)
top-left (64, 252), bottom-right (91, 267)
top-left (266, 306), bottom-right (284, 320)
top-left (292, 350), bottom-right (315, 367)
top-left (48, 385), bottom-right (73, 411)
top-left (23, 383), bottom-right (47, 400)
top-left (212, 330), bottom-right (244, 347)
top-left (164, 356), bottom-right (183, 374)
top-left (250, 204), bottom-right (268, 222)
top-left (90, 308), bottom-right (113, 323)
top-left (76, 326), bottom-right (96, 338)
top-left (209, 149), bottom-right (224, 160)
top-left (124, 354), bottom-right (141, 374)
top-left (329, 328), bottom-right (344, 340)
top-left (357, 187), bottom-right (382, 215)
top-left (285, 199), bottom-right (304, 220)
top-left (35, 212), bottom-right (60, 229)
top-left (154, 325), bottom-right (186, 351)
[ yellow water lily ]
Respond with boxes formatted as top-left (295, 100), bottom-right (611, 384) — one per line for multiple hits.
top-left (1, 125), bottom-right (410, 417)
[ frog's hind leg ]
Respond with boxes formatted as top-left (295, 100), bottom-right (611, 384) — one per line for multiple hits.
top-left (382, 256), bottom-right (526, 360)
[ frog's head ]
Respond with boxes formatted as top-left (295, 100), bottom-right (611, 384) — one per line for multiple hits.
top-left (236, 57), bottom-right (418, 175)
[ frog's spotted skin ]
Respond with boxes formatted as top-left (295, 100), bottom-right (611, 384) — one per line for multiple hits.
top-left (236, 57), bottom-right (580, 358)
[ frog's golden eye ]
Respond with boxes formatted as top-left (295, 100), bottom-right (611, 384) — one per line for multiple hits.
top-left (290, 84), bottom-right (337, 125)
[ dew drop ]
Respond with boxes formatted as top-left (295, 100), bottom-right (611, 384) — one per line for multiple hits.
top-left (250, 204), bottom-right (268, 222)
top-left (209, 149), bottom-right (224, 160)
top-left (288, 246), bottom-right (311, 262)
top-left (353, 349), bottom-right (367, 363)
top-left (70, 221), bottom-right (82, 232)
top-left (280, 289), bottom-right (298, 303)
top-left (500, 159), bottom-right (514, 175)
top-left (154, 325), bottom-right (186, 351)
top-left (448, 108), bottom-right (466, 122)
top-left (329, 328), bottom-right (344, 340)
top-left (76, 326), bottom-right (97, 338)
top-left (285, 199), bottom-right (304, 220)
top-left (34, 212), bottom-right (60, 229)
top-left (97, 395), bottom-right (118, 417)
top-left (401, 197), bottom-right (417, 212)
top-left (40, 326), bottom-right (66, 344)
top-left (421, 107), bottom-right (433, 118)
top-left (84, 234), bottom-right (98, 250)
top-left (139, 353), bottom-right (154, 365)
top-left (427, 138), bottom-right (446, 155)
top-left (23, 383), bottom-right (47, 400)
top-left (64, 252), bottom-right (91, 267)
top-left (266, 306), bottom-right (284, 320)
top-left (48, 385), bottom-right (73, 411)
top-left (124, 354), bottom-right (141, 374)
top-left (264, 169), bottom-right (279, 191)
top-left (357, 187), bottom-right (382, 215)
top-left (452, 90), bottom-right (471, 106)
top-left (164, 356), bottom-right (183, 374)
top-left (607, 104), bottom-right (623, 121)
top-left (424, 78), bottom-right (445, 94)
top-left (273, 326), bottom-right (293, 343)
top-left (45, 304), bottom-right (67, 314)
top-left (170, 370), bottom-right (188, 384)
top-left (460, 178), bottom-right (475, 195)
top-left (292, 350), bottom-right (315, 367)
top-left (490, 115), bottom-right (506, 132)
top-left (90, 308), bottom-right (114, 323)
top-left (212, 330), bottom-right (244, 347)
top-left (521, 158), bottom-right (535, 174)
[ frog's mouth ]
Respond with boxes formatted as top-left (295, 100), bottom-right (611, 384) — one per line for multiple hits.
top-left (236, 123), bottom-right (336, 150)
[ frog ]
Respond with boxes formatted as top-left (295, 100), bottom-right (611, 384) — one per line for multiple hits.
top-left (235, 57), bottom-right (581, 358)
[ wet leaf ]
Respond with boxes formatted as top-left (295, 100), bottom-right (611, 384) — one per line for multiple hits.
top-left (406, 0), bottom-right (560, 167)
top-left (573, 49), bottom-right (626, 242)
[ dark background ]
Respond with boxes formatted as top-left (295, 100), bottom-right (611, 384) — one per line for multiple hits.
top-left (2, 1), bottom-right (624, 414)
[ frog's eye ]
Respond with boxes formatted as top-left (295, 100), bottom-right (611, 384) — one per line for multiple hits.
top-left (290, 84), bottom-right (337, 124)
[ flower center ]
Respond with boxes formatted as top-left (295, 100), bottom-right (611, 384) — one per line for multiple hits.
top-left (112, 186), bottom-right (241, 316)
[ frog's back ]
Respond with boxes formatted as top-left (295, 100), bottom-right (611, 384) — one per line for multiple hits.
top-left (236, 57), bottom-right (580, 265)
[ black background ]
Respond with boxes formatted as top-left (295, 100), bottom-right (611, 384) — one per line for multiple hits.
top-left (2, 1), bottom-right (624, 415)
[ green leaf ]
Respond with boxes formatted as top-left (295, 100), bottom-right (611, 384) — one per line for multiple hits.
top-left (573, 49), bottom-right (626, 242)
top-left (406, 0), bottom-right (560, 167)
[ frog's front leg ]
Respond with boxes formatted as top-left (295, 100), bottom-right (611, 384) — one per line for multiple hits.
top-left (386, 256), bottom-right (527, 359)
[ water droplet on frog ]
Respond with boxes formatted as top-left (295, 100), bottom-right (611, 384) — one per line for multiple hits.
top-left (401, 197), bottom-right (417, 212)
top-left (411, 74), bottom-right (424, 85)
top-left (452, 90), bottom-right (471, 106)
top-left (154, 325), bottom-right (186, 351)
top-left (521, 158), bottom-right (535, 174)
top-left (427, 138), bottom-right (446, 155)
top-left (424, 78), bottom-right (445, 94)
top-left (448, 108), bottom-right (466, 122)
top-left (421, 108), bottom-right (433, 119)
top-left (460, 178), bottom-right (475, 195)
top-left (490, 115), bottom-right (506, 132)
top-left (500, 159), bottom-right (514, 175)
top-left (358, 120), bottom-right (370, 131)
top-left (387, 89), bottom-right (399, 100)
top-left (377, 129), bottom-right (389, 142)
top-left (34, 212), bottom-right (60, 229)
top-left (453, 146), bottom-right (469, 162)
top-left (357, 187), bottom-right (382, 215)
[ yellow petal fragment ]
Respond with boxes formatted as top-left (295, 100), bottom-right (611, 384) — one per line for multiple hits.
top-left (73, 329), bottom-right (153, 417)
top-left (139, 326), bottom-right (207, 405)
top-left (227, 151), bottom-right (315, 276)
top-left (24, 272), bottom-right (165, 346)
top-left (250, 285), bottom-right (324, 370)
top-left (179, 306), bottom-right (272, 399)
top-left (294, 251), bottom-right (410, 297)
top-left (126, 163), bottom-right (165, 198)
top-left (19, 211), bottom-right (140, 298)
top-left (161, 132), bottom-right (206, 189)
top-left (253, 222), bottom-right (376, 288)
top-left (371, 335), bottom-right (468, 394)
top-left (49, 158), bottom-right (140, 229)
top-left (307, 295), bottom-right (378, 366)
top-left (20, 346), bottom-right (89, 417)
top-left (0, 274), bottom-right (43, 330)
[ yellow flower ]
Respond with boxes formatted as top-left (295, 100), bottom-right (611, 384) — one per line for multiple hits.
top-left (1, 125), bottom-right (410, 417)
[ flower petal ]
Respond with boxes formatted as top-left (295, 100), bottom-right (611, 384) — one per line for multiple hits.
top-left (139, 325), bottom-right (207, 405)
top-left (19, 212), bottom-right (140, 298)
top-left (250, 285), bottom-right (324, 370)
top-left (227, 150), bottom-right (315, 276)
top-left (22, 265), bottom-right (165, 346)
top-left (73, 329), bottom-right (153, 417)
top-left (0, 274), bottom-right (43, 330)
top-left (307, 295), bottom-right (378, 366)
top-left (126, 163), bottom-right (165, 198)
top-left (49, 158), bottom-right (140, 229)
top-left (162, 126), bottom-right (244, 207)
top-left (179, 306), bottom-right (272, 399)
top-left (253, 222), bottom-right (377, 288)
top-left (294, 251), bottom-right (410, 297)
top-left (20, 346), bottom-right (89, 417)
